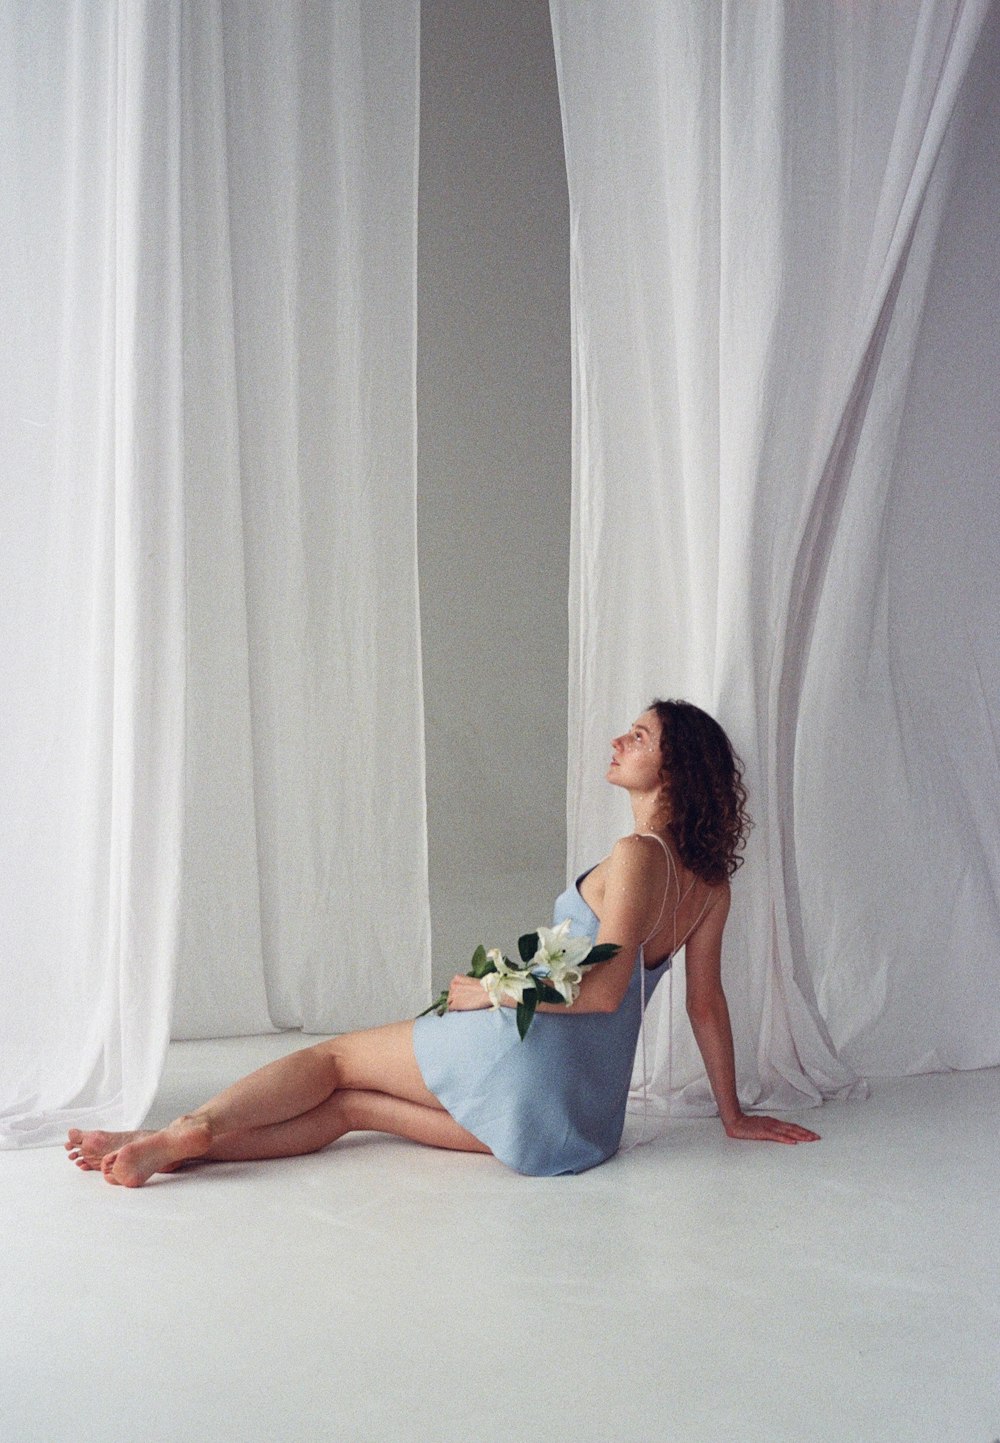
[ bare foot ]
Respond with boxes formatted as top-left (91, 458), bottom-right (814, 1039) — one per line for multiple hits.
top-left (101, 1116), bottom-right (213, 1188)
top-left (65, 1129), bottom-right (146, 1171)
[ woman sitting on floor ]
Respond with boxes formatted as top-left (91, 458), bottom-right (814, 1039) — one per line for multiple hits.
top-left (66, 698), bottom-right (818, 1185)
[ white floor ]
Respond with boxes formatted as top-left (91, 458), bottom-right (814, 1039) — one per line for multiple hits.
top-left (2, 1038), bottom-right (998, 1443)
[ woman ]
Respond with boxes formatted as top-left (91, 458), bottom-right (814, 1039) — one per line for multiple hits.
top-left (66, 699), bottom-right (817, 1186)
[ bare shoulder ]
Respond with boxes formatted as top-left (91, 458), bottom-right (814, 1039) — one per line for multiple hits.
top-left (603, 833), bottom-right (672, 907)
top-left (707, 878), bottom-right (731, 916)
top-left (594, 834), bottom-right (669, 942)
top-left (608, 831), bottom-right (671, 879)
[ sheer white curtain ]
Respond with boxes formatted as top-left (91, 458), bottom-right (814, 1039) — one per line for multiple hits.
top-left (550, 0), bottom-right (996, 1117)
top-left (0, 0), bottom-right (426, 1148)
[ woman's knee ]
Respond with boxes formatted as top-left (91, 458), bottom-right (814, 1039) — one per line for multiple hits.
top-left (320, 1023), bottom-right (436, 1108)
top-left (334, 1088), bottom-right (373, 1134)
top-left (309, 1037), bottom-right (348, 1090)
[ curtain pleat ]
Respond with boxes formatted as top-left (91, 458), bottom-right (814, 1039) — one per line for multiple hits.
top-left (550, 0), bottom-right (994, 1117)
top-left (0, 0), bottom-right (426, 1147)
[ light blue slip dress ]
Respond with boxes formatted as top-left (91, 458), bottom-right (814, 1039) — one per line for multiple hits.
top-left (412, 859), bottom-right (673, 1176)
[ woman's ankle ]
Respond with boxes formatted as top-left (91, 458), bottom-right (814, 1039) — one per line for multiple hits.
top-left (172, 1112), bottom-right (214, 1141)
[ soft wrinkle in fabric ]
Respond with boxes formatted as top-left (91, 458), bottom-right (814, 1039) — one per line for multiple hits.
top-left (414, 872), bottom-right (670, 1176)
top-left (549, 0), bottom-right (996, 1105)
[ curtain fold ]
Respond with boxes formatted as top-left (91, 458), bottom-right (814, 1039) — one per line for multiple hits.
top-left (550, 0), bottom-right (994, 1117)
top-left (0, 0), bottom-right (426, 1148)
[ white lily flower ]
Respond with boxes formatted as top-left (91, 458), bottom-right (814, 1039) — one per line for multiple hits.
top-left (527, 920), bottom-right (593, 1005)
top-left (540, 959), bottom-right (584, 1004)
top-left (480, 968), bottom-right (534, 1009)
top-left (531, 919), bottom-right (593, 975)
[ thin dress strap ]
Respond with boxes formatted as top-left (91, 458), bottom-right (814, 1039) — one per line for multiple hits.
top-left (638, 831), bottom-right (677, 948)
top-left (628, 832), bottom-right (714, 1153)
top-left (631, 832), bottom-right (676, 1153)
top-left (671, 888), bottom-right (714, 959)
top-left (637, 831), bottom-right (712, 959)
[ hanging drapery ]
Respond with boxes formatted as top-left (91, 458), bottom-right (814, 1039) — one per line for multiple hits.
top-left (550, 0), bottom-right (995, 1116)
top-left (0, 0), bottom-right (426, 1148)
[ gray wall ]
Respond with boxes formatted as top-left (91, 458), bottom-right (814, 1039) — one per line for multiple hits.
top-left (417, 0), bottom-right (571, 989)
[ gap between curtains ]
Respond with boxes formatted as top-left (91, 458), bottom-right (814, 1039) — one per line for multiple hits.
top-left (0, 0), bottom-right (426, 1148)
top-left (550, 0), bottom-right (994, 1117)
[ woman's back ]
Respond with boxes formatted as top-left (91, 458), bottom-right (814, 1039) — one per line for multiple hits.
top-left (578, 830), bottom-right (720, 968)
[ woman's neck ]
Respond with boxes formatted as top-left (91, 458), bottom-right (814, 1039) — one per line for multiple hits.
top-left (630, 793), bottom-right (669, 834)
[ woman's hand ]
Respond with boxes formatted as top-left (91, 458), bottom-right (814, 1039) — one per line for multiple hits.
top-left (446, 975), bottom-right (491, 1011)
top-left (723, 1113), bottom-right (820, 1144)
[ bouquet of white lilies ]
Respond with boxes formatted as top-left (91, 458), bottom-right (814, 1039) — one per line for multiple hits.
top-left (419, 920), bottom-right (619, 1040)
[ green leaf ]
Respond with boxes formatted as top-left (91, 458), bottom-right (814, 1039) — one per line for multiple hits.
top-left (416, 990), bottom-right (449, 1018)
top-left (468, 944), bottom-right (493, 979)
top-left (517, 931), bottom-right (539, 964)
top-left (533, 981), bottom-right (565, 1005)
top-left (515, 989), bottom-right (538, 1040)
top-left (588, 943), bottom-right (620, 965)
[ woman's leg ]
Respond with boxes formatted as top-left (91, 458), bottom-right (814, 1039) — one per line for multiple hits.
top-left (202, 1089), bottom-right (489, 1162)
top-left (194, 1020), bottom-right (442, 1126)
top-left (97, 1021), bottom-right (485, 1186)
top-left (63, 1023), bottom-right (414, 1171)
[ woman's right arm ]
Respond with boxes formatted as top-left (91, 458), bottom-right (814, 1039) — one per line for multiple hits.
top-left (685, 888), bottom-right (819, 1143)
top-left (448, 834), bottom-right (665, 1016)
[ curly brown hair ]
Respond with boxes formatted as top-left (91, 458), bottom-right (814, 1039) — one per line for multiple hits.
top-left (649, 699), bottom-right (751, 884)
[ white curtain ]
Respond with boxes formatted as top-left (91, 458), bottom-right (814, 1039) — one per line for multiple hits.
top-left (0, 0), bottom-right (426, 1148)
top-left (550, 0), bottom-right (996, 1116)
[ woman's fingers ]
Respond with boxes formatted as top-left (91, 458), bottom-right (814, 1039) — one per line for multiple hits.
top-left (782, 1120), bottom-right (821, 1142)
top-left (726, 1113), bottom-right (821, 1143)
top-left (446, 975), bottom-right (490, 1011)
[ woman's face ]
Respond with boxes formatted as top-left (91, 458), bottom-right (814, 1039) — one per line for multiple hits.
top-left (607, 709), bottom-right (664, 794)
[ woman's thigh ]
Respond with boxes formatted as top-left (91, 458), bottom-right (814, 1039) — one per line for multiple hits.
top-left (320, 1020), bottom-right (446, 1110)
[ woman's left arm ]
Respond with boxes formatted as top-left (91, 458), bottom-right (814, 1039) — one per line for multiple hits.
top-left (685, 890), bottom-right (820, 1144)
top-left (447, 835), bottom-right (662, 1016)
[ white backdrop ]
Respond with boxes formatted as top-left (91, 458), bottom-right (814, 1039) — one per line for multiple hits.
top-left (550, 0), bottom-right (997, 1116)
top-left (0, 0), bottom-right (426, 1147)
